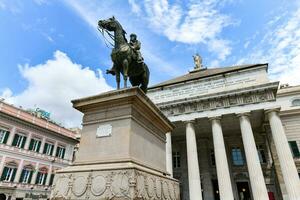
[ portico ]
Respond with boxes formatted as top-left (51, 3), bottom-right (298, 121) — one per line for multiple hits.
top-left (148, 63), bottom-right (300, 200)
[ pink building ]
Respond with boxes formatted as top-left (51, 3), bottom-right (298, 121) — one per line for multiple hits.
top-left (0, 100), bottom-right (78, 200)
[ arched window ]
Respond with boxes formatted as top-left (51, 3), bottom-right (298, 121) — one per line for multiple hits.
top-left (292, 99), bottom-right (300, 106)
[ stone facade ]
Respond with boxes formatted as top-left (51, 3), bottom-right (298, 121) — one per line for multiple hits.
top-left (147, 64), bottom-right (300, 200)
top-left (0, 101), bottom-right (78, 200)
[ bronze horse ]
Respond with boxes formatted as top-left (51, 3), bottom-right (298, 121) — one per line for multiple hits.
top-left (98, 17), bottom-right (150, 93)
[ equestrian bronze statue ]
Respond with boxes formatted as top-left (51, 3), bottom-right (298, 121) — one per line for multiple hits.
top-left (98, 16), bottom-right (150, 93)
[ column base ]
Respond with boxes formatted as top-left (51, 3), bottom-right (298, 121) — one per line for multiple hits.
top-left (51, 162), bottom-right (180, 200)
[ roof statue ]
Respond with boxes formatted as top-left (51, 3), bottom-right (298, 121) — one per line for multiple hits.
top-left (98, 16), bottom-right (150, 93)
top-left (193, 53), bottom-right (203, 70)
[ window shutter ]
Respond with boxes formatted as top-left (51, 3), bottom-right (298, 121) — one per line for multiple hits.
top-left (29, 139), bottom-right (34, 150)
top-left (0, 167), bottom-right (8, 181)
top-left (43, 174), bottom-right (48, 185)
top-left (21, 136), bottom-right (27, 148)
top-left (43, 143), bottom-right (48, 154)
top-left (19, 169), bottom-right (25, 183)
top-left (50, 145), bottom-right (54, 155)
top-left (62, 148), bottom-right (65, 159)
top-left (11, 168), bottom-right (17, 182)
top-left (37, 140), bottom-right (41, 152)
top-left (28, 170), bottom-right (33, 183)
top-left (3, 131), bottom-right (10, 144)
top-left (35, 172), bottom-right (40, 184)
top-left (12, 134), bottom-right (19, 146)
top-left (55, 147), bottom-right (60, 157)
top-left (49, 174), bottom-right (55, 185)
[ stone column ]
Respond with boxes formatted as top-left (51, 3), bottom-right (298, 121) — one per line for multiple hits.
top-left (7, 127), bottom-right (16, 146)
top-left (210, 117), bottom-right (234, 200)
top-left (237, 113), bottom-right (269, 200)
top-left (24, 132), bottom-right (32, 150)
top-left (39, 137), bottom-right (46, 154)
top-left (198, 139), bottom-right (214, 200)
top-left (46, 165), bottom-right (52, 186)
top-left (266, 108), bottom-right (300, 199)
top-left (14, 159), bottom-right (24, 183)
top-left (166, 132), bottom-right (173, 177)
top-left (31, 162), bottom-right (39, 184)
top-left (186, 121), bottom-right (202, 200)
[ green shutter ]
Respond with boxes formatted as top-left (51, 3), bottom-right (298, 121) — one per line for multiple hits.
top-left (43, 143), bottom-right (48, 154)
top-left (35, 172), bottom-right (40, 184)
top-left (289, 141), bottom-right (300, 157)
top-left (49, 174), bottom-right (55, 185)
top-left (62, 148), bottom-right (65, 159)
top-left (12, 134), bottom-right (19, 146)
top-left (11, 168), bottom-right (17, 182)
top-left (21, 136), bottom-right (27, 148)
top-left (43, 174), bottom-right (48, 185)
top-left (37, 140), bottom-right (41, 152)
top-left (28, 170), bottom-right (33, 183)
top-left (55, 147), bottom-right (60, 157)
top-left (29, 139), bottom-right (34, 150)
top-left (19, 169), bottom-right (25, 183)
top-left (1, 167), bottom-right (8, 181)
top-left (50, 144), bottom-right (54, 155)
top-left (3, 131), bottom-right (10, 144)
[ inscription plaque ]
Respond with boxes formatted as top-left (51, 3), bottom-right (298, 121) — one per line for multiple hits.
top-left (96, 124), bottom-right (112, 138)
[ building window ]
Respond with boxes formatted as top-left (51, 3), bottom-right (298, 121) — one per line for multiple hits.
top-left (0, 128), bottom-right (10, 144)
top-left (257, 145), bottom-right (267, 163)
top-left (43, 142), bottom-right (54, 156)
top-left (19, 167), bottom-right (33, 184)
top-left (56, 146), bottom-right (66, 159)
top-left (172, 152), bottom-right (181, 168)
top-left (29, 138), bottom-right (41, 152)
top-left (35, 169), bottom-right (48, 185)
top-left (288, 141), bottom-right (300, 158)
top-left (210, 150), bottom-right (215, 166)
top-left (292, 99), bottom-right (300, 106)
top-left (12, 133), bottom-right (27, 148)
top-left (231, 147), bottom-right (244, 166)
top-left (1, 166), bottom-right (17, 182)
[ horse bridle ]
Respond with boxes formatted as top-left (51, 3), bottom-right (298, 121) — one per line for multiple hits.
top-left (97, 26), bottom-right (115, 49)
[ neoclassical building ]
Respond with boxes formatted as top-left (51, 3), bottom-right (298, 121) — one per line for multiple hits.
top-left (0, 101), bottom-right (78, 200)
top-left (147, 63), bottom-right (300, 200)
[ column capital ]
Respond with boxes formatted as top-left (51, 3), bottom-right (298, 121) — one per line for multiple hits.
top-left (236, 112), bottom-right (251, 118)
top-left (184, 119), bottom-right (196, 124)
top-left (264, 107), bottom-right (281, 115)
top-left (208, 115), bottom-right (222, 121)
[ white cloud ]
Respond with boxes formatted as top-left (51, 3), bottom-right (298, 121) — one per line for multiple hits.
top-left (131, 0), bottom-right (235, 60)
top-left (128, 0), bottom-right (141, 14)
top-left (1, 50), bottom-right (112, 127)
top-left (237, 7), bottom-right (300, 86)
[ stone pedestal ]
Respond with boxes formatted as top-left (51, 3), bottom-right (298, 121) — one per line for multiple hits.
top-left (50, 87), bottom-right (180, 200)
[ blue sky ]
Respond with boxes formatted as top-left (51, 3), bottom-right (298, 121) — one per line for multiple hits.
top-left (1, 0), bottom-right (300, 127)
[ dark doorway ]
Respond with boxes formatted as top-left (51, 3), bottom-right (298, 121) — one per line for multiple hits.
top-left (0, 194), bottom-right (6, 200)
top-left (236, 182), bottom-right (251, 200)
top-left (212, 179), bottom-right (220, 200)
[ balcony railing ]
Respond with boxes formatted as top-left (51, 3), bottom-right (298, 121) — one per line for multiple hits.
top-left (0, 181), bottom-right (52, 191)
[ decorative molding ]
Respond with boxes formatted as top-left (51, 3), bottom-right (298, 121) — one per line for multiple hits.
top-left (51, 169), bottom-right (180, 200)
top-left (159, 90), bottom-right (276, 117)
